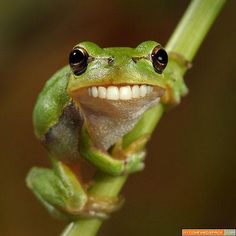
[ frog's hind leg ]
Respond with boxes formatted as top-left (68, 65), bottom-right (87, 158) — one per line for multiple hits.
top-left (26, 157), bottom-right (122, 219)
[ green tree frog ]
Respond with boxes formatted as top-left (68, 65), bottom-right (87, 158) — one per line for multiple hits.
top-left (27, 41), bottom-right (187, 219)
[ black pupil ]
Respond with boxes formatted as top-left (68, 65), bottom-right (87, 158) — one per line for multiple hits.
top-left (69, 49), bottom-right (85, 64)
top-left (155, 49), bottom-right (168, 64)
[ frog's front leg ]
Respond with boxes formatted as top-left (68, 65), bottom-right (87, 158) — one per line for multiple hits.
top-left (80, 127), bottom-right (147, 176)
top-left (26, 156), bottom-right (123, 219)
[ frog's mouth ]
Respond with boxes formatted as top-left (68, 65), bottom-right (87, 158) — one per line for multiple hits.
top-left (88, 84), bottom-right (158, 100)
top-left (69, 83), bottom-right (164, 150)
top-left (70, 84), bottom-right (164, 101)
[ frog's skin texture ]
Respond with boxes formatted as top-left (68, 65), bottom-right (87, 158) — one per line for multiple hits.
top-left (26, 41), bottom-right (187, 219)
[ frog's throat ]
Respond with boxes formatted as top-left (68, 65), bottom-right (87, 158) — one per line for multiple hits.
top-left (71, 85), bottom-right (164, 150)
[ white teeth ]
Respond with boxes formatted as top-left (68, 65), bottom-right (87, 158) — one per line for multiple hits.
top-left (132, 85), bottom-right (140, 98)
top-left (98, 86), bottom-right (106, 98)
top-left (91, 87), bottom-right (98, 97)
top-left (119, 86), bottom-right (132, 100)
top-left (88, 85), bottom-right (154, 100)
top-left (140, 85), bottom-right (147, 97)
top-left (107, 86), bottom-right (119, 100)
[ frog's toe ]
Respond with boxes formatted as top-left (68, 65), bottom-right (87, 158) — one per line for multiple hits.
top-left (77, 195), bottom-right (125, 219)
top-left (123, 151), bottom-right (146, 174)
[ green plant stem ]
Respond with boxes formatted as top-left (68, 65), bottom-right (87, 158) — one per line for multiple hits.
top-left (166, 0), bottom-right (226, 62)
top-left (61, 0), bottom-right (225, 235)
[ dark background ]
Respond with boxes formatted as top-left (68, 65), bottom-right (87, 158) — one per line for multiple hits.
top-left (1, 1), bottom-right (235, 235)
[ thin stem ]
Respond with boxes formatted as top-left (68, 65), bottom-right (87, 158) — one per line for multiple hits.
top-left (61, 0), bottom-right (225, 235)
top-left (166, 0), bottom-right (226, 62)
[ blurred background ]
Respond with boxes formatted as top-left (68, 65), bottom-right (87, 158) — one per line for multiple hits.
top-left (0, 0), bottom-right (235, 235)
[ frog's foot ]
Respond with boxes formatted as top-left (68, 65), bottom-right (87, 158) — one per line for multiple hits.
top-left (26, 166), bottom-right (86, 219)
top-left (123, 151), bottom-right (146, 174)
top-left (26, 166), bottom-right (124, 220)
top-left (112, 135), bottom-right (148, 174)
top-left (73, 195), bottom-right (124, 219)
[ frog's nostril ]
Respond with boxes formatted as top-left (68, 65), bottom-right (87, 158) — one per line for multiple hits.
top-left (108, 57), bottom-right (115, 65)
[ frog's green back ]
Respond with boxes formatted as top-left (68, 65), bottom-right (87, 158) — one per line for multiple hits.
top-left (33, 66), bottom-right (71, 139)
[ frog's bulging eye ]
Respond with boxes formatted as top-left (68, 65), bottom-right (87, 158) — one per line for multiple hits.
top-left (151, 45), bottom-right (168, 74)
top-left (69, 47), bottom-right (88, 75)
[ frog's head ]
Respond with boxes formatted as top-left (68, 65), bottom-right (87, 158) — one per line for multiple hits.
top-left (67, 41), bottom-right (167, 101)
top-left (67, 41), bottom-right (168, 149)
